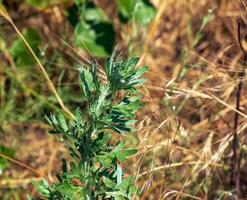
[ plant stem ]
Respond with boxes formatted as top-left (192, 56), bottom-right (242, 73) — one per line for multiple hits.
top-left (230, 19), bottom-right (246, 198)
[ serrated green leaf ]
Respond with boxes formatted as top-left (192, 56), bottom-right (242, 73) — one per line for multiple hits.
top-left (32, 180), bottom-right (50, 196)
top-left (134, 66), bottom-right (148, 79)
top-left (115, 176), bottom-right (134, 190)
top-left (116, 148), bottom-right (137, 161)
top-left (55, 182), bottom-right (85, 199)
top-left (79, 67), bottom-right (94, 100)
top-left (98, 153), bottom-right (114, 168)
top-left (58, 113), bottom-right (68, 132)
top-left (103, 177), bottom-right (115, 188)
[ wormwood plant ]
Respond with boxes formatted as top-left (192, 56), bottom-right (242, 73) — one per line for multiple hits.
top-left (32, 55), bottom-right (147, 199)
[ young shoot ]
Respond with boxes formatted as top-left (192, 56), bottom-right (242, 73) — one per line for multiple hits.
top-left (32, 54), bottom-right (148, 200)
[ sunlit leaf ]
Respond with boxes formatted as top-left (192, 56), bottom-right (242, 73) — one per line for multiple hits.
top-left (116, 0), bottom-right (156, 25)
top-left (74, 3), bottom-right (115, 57)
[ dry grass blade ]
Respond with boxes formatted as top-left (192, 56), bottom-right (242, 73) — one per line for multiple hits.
top-left (0, 4), bottom-right (75, 119)
top-left (207, 93), bottom-right (247, 118)
top-left (138, 161), bottom-right (223, 178)
top-left (0, 153), bottom-right (41, 176)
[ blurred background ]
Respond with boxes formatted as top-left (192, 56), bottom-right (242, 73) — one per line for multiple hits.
top-left (0, 0), bottom-right (247, 199)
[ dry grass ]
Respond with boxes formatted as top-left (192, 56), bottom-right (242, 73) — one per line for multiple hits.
top-left (133, 0), bottom-right (247, 199)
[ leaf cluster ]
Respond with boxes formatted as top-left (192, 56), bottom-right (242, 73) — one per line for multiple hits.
top-left (33, 55), bottom-right (147, 200)
top-left (70, 0), bottom-right (155, 57)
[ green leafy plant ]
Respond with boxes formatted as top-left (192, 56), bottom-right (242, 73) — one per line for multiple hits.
top-left (68, 0), bottom-right (155, 58)
top-left (33, 54), bottom-right (148, 199)
top-left (73, 2), bottom-right (115, 57)
top-left (116, 0), bottom-right (156, 25)
top-left (10, 28), bottom-right (41, 67)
